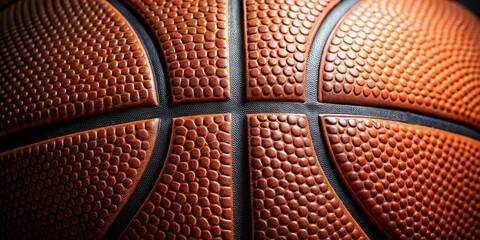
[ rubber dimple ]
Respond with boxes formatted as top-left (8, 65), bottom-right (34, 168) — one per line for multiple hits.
top-left (123, 0), bottom-right (230, 104)
top-left (0, 119), bottom-right (159, 239)
top-left (248, 113), bottom-right (368, 239)
top-left (319, 0), bottom-right (480, 128)
top-left (321, 115), bottom-right (480, 239)
top-left (0, 0), bottom-right (157, 137)
top-left (121, 114), bottom-right (234, 240)
top-left (245, 0), bottom-right (341, 101)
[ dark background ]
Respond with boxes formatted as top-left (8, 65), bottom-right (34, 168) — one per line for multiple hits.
top-left (458, 0), bottom-right (480, 16)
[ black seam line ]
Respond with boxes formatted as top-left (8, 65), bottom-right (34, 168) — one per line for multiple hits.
top-left (102, 0), bottom-right (170, 239)
top-left (306, 0), bottom-right (359, 105)
top-left (307, 0), bottom-right (383, 238)
top-left (2, 101), bottom-right (479, 154)
top-left (306, 114), bottom-right (382, 239)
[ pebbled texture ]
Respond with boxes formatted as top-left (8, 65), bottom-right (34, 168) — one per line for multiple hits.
top-left (0, 0), bottom-right (157, 137)
top-left (122, 114), bottom-right (234, 240)
top-left (248, 114), bottom-right (367, 239)
top-left (319, 0), bottom-right (480, 128)
top-left (123, 0), bottom-right (230, 104)
top-left (245, 0), bottom-right (341, 101)
top-left (321, 115), bottom-right (480, 239)
top-left (0, 119), bottom-right (158, 239)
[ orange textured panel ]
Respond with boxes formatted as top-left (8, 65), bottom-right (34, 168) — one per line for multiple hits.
top-left (245, 0), bottom-right (340, 101)
top-left (321, 115), bottom-right (480, 239)
top-left (122, 114), bottom-right (234, 239)
top-left (319, 0), bottom-right (480, 128)
top-left (0, 119), bottom-right (158, 239)
top-left (0, 0), bottom-right (157, 137)
top-left (123, 0), bottom-right (230, 104)
top-left (248, 114), bottom-right (367, 239)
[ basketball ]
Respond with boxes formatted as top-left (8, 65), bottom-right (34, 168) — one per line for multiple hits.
top-left (0, 0), bottom-right (479, 239)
